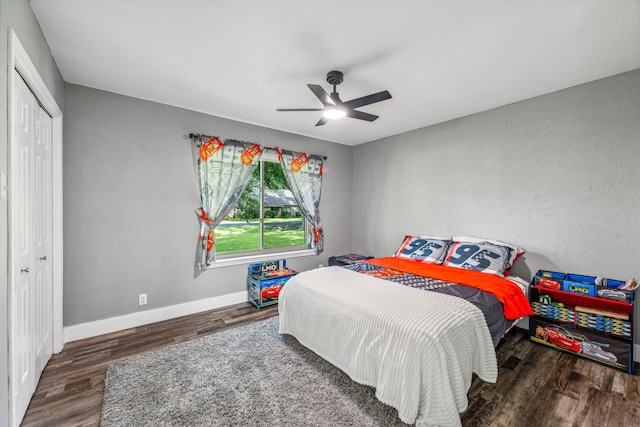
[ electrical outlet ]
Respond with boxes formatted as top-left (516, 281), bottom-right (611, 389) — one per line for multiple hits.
top-left (138, 293), bottom-right (147, 306)
top-left (318, 264), bottom-right (324, 268)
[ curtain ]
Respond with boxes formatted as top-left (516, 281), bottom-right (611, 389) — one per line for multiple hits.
top-left (277, 148), bottom-right (324, 253)
top-left (194, 136), bottom-right (262, 268)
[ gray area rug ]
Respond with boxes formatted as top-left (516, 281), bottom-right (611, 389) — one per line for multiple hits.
top-left (100, 316), bottom-right (409, 426)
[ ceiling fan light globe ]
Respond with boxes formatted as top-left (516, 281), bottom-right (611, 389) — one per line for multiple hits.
top-left (323, 108), bottom-right (346, 120)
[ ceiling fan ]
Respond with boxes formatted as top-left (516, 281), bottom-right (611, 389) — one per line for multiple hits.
top-left (276, 71), bottom-right (392, 126)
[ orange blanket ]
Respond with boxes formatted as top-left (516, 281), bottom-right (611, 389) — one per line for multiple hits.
top-left (366, 257), bottom-right (533, 320)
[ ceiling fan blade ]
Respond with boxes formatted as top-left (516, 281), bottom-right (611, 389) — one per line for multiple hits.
top-left (276, 108), bottom-right (323, 111)
top-left (307, 84), bottom-right (335, 106)
top-left (346, 109), bottom-right (379, 122)
top-left (342, 90), bottom-right (392, 110)
top-left (315, 116), bottom-right (329, 126)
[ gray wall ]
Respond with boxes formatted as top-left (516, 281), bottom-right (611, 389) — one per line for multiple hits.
top-left (353, 69), bottom-right (640, 341)
top-left (63, 84), bottom-right (353, 326)
top-left (0, 0), bottom-right (65, 423)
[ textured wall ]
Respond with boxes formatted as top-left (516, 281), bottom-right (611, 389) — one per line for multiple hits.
top-left (0, 0), bottom-right (65, 423)
top-left (352, 69), bottom-right (640, 342)
top-left (63, 84), bottom-right (352, 326)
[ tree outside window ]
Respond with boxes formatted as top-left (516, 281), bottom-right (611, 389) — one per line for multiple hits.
top-left (215, 161), bottom-right (309, 255)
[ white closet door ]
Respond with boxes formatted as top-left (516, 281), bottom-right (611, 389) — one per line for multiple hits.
top-left (10, 69), bottom-right (54, 426)
top-left (33, 92), bottom-right (54, 374)
top-left (11, 70), bottom-right (35, 425)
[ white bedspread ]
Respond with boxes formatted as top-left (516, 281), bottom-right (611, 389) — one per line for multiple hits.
top-left (278, 266), bottom-right (498, 427)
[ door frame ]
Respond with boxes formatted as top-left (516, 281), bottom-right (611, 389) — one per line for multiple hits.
top-left (7, 27), bottom-right (63, 421)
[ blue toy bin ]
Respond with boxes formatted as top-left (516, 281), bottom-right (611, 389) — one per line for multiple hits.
top-left (563, 274), bottom-right (632, 302)
top-left (562, 274), bottom-right (598, 296)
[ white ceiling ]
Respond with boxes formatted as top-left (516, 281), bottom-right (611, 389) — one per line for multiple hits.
top-left (31, 0), bottom-right (640, 146)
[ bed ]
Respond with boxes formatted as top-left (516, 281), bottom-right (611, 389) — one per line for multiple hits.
top-left (278, 236), bottom-right (534, 427)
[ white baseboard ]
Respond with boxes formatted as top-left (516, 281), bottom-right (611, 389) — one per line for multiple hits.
top-left (63, 291), bottom-right (249, 344)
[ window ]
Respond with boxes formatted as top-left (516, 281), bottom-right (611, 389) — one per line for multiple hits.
top-left (215, 157), bottom-right (310, 258)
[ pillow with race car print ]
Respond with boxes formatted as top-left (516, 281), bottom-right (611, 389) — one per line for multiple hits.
top-left (452, 236), bottom-right (525, 276)
top-left (393, 235), bottom-right (452, 264)
top-left (443, 240), bottom-right (512, 276)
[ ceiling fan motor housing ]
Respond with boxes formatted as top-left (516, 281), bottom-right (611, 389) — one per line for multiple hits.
top-left (326, 70), bottom-right (344, 86)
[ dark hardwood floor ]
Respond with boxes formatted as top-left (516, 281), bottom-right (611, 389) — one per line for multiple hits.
top-left (21, 303), bottom-right (279, 427)
top-left (21, 303), bottom-right (640, 426)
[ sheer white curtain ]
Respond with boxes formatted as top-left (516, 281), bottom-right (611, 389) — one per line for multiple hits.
top-left (277, 148), bottom-right (324, 253)
top-left (194, 136), bottom-right (262, 268)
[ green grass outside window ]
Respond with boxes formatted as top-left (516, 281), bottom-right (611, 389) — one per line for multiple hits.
top-left (215, 218), bottom-right (306, 253)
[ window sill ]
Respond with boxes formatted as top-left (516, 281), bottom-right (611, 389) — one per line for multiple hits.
top-left (204, 248), bottom-right (318, 269)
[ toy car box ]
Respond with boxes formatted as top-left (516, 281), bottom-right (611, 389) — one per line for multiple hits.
top-left (247, 260), bottom-right (297, 309)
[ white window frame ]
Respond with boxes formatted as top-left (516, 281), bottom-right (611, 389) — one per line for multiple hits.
top-left (208, 149), bottom-right (315, 268)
